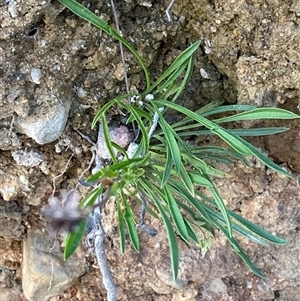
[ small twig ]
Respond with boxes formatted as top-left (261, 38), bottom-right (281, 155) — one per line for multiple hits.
top-left (110, 0), bottom-right (129, 94)
top-left (75, 128), bottom-right (104, 175)
top-left (75, 129), bottom-right (96, 147)
top-left (52, 153), bottom-right (74, 195)
top-left (110, 0), bottom-right (138, 137)
top-left (166, 0), bottom-right (175, 22)
top-left (137, 191), bottom-right (157, 237)
top-left (76, 149), bottom-right (96, 190)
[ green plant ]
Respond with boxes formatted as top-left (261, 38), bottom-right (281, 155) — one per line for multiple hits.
top-left (58, 0), bottom-right (300, 281)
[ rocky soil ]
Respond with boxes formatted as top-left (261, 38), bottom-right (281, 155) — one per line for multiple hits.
top-left (0, 0), bottom-right (300, 300)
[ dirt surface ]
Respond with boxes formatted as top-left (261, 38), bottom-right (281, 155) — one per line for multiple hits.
top-left (0, 0), bottom-right (300, 300)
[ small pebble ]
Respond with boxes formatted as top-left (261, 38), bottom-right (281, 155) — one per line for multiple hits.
top-left (30, 68), bottom-right (41, 84)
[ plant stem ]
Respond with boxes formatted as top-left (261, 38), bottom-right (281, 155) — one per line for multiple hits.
top-left (110, 0), bottom-right (129, 95)
top-left (94, 216), bottom-right (117, 301)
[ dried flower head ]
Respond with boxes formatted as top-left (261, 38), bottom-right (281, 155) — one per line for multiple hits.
top-left (41, 189), bottom-right (87, 236)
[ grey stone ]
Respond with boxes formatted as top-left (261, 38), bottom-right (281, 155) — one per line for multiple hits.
top-left (208, 278), bottom-right (227, 294)
top-left (12, 149), bottom-right (44, 167)
top-left (15, 101), bottom-right (71, 145)
top-left (22, 229), bottom-right (85, 301)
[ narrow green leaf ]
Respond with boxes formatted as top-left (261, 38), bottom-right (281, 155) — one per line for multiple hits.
top-left (171, 99), bottom-right (224, 130)
top-left (153, 195), bottom-right (179, 280)
top-left (154, 100), bottom-right (252, 155)
top-left (111, 141), bottom-right (129, 160)
top-left (92, 98), bottom-right (118, 128)
top-left (214, 108), bottom-right (300, 123)
top-left (158, 115), bottom-right (181, 174)
top-left (182, 152), bottom-right (226, 177)
top-left (211, 127), bottom-right (252, 155)
top-left (170, 53), bottom-right (196, 103)
top-left (121, 192), bottom-right (140, 252)
top-left (202, 203), bottom-right (269, 246)
top-left (161, 146), bottom-right (173, 188)
top-left (227, 127), bottom-right (290, 136)
top-left (164, 186), bottom-right (190, 242)
top-left (202, 104), bottom-right (257, 118)
top-left (196, 194), bottom-right (283, 246)
top-left (177, 127), bottom-right (290, 137)
top-left (192, 146), bottom-right (250, 166)
top-left (79, 185), bottom-right (103, 208)
top-left (195, 153), bottom-right (235, 167)
top-left (86, 158), bottom-right (144, 183)
top-left (188, 172), bottom-right (213, 187)
top-left (126, 105), bottom-right (152, 122)
top-left (157, 62), bottom-right (189, 95)
top-left (232, 134), bottom-right (290, 177)
top-left (64, 220), bottom-right (87, 260)
top-left (140, 181), bottom-right (179, 280)
top-left (229, 210), bottom-right (288, 244)
top-left (184, 219), bottom-right (199, 244)
top-left (176, 200), bottom-right (207, 225)
top-left (179, 162), bottom-right (195, 196)
top-left (117, 198), bottom-right (126, 253)
top-left (177, 200), bottom-right (213, 236)
top-left (208, 184), bottom-right (232, 237)
top-left (148, 41), bottom-right (200, 93)
top-left (100, 115), bottom-right (117, 163)
top-left (168, 179), bottom-right (213, 225)
top-left (123, 104), bottom-right (150, 155)
top-left (57, 0), bottom-right (150, 90)
top-left (214, 219), bottom-right (266, 278)
top-left (160, 82), bottom-right (181, 99)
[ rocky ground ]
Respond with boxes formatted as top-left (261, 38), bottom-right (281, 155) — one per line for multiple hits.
top-left (0, 0), bottom-right (299, 300)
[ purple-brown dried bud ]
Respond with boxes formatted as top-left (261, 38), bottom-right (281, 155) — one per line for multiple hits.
top-left (41, 190), bottom-right (87, 236)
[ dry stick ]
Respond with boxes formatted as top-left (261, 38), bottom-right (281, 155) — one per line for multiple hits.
top-left (76, 149), bottom-right (96, 189)
top-left (166, 0), bottom-right (175, 21)
top-left (52, 153), bottom-right (74, 195)
top-left (137, 191), bottom-right (157, 237)
top-left (110, 0), bottom-right (138, 135)
top-left (110, 0), bottom-right (129, 94)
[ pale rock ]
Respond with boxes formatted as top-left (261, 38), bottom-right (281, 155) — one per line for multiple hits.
top-left (15, 101), bottom-right (71, 145)
top-left (156, 269), bottom-right (188, 290)
top-left (22, 229), bottom-right (85, 301)
top-left (209, 278), bottom-right (227, 294)
top-left (8, 0), bottom-right (19, 18)
top-left (171, 288), bottom-right (198, 301)
top-left (12, 149), bottom-right (44, 167)
top-left (96, 124), bottom-right (134, 159)
top-left (30, 68), bottom-right (42, 84)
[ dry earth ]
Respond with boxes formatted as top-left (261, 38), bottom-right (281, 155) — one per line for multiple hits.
top-left (0, 0), bottom-right (300, 300)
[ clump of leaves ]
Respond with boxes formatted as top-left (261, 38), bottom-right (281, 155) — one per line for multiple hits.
top-left (57, 0), bottom-right (300, 280)
top-left (64, 45), bottom-right (299, 279)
